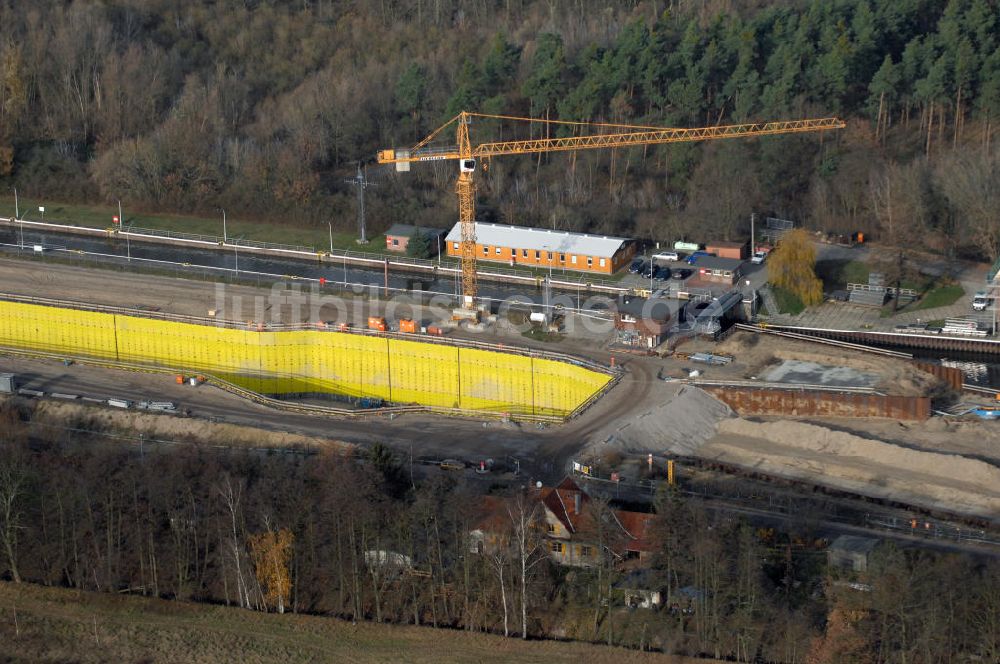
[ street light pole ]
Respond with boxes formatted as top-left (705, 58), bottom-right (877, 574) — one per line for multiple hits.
top-left (13, 188), bottom-right (22, 249)
top-left (328, 220), bottom-right (333, 255)
top-left (119, 200), bottom-right (130, 262)
top-left (222, 208), bottom-right (227, 243)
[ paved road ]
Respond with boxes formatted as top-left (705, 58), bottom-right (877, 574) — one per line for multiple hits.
top-left (0, 225), bottom-right (621, 312)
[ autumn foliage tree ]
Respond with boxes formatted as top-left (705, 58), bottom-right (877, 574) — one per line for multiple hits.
top-left (806, 605), bottom-right (873, 664)
top-left (768, 229), bottom-right (824, 307)
top-left (248, 527), bottom-right (294, 614)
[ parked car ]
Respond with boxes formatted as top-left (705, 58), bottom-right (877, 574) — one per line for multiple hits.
top-left (440, 459), bottom-right (465, 471)
top-left (652, 251), bottom-right (680, 262)
top-left (751, 250), bottom-right (768, 264)
top-left (973, 291), bottom-right (991, 311)
top-left (641, 263), bottom-right (656, 278)
top-left (654, 266), bottom-right (672, 280)
top-left (672, 268), bottom-right (693, 280)
top-left (628, 258), bottom-right (645, 274)
top-left (685, 250), bottom-right (715, 265)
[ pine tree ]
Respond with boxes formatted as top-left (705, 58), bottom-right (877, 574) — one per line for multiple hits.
top-left (405, 227), bottom-right (432, 259)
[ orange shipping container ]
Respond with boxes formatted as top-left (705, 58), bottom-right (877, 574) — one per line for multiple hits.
top-left (399, 319), bottom-right (417, 333)
top-left (367, 316), bottom-right (386, 331)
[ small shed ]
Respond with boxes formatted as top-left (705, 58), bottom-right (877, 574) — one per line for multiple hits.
top-left (614, 569), bottom-right (662, 609)
top-left (385, 224), bottom-right (447, 254)
top-left (827, 535), bottom-right (880, 573)
top-left (706, 240), bottom-right (748, 260)
top-left (694, 256), bottom-right (745, 285)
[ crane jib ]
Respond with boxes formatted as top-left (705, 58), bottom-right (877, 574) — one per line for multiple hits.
top-left (376, 112), bottom-right (844, 309)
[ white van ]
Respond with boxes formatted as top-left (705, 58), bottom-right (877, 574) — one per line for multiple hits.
top-left (652, 251), bottom-right (680, 263)
top-left (972, 292), bottom-right (990, 311)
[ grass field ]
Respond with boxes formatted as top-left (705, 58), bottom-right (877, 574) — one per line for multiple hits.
top-left (0, 195), bottom-right (374, 253)
top-left (905, 283), bottom-right (965, 311)
top-left (0, 582), bottom-right (703, 663)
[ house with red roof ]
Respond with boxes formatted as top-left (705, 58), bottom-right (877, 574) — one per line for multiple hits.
top-left (469, 478), bottom-right (657, 568)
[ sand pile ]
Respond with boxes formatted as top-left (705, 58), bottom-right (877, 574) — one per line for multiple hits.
top-left (703, 419), bottom-right (1000, 520)
top-left (586, 385), bottom-right (733, 456)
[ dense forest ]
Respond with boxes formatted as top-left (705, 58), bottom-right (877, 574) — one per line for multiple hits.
top-left (1, 403), bottom-right (999, 662)
top-left (0, 0), bottom-right (997, 258)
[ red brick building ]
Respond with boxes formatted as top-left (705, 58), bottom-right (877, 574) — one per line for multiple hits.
top-left (385, 224), bottom-right (447, 254)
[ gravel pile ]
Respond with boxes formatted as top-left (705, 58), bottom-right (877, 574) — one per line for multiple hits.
top-left (586, 384), bottom-right (733, 456)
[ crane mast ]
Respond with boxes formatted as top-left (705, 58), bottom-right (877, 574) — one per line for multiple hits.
top-left (455, 114), bottom-right (477, 305)
top-left (378, 111), bottom-right (845, 309)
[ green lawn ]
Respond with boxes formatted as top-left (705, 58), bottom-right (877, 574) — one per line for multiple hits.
top-left (0, 195), bottom-right (376, 252)
top-left (772, 285), bottom-right (806, 315)
top-left (880, 282), bottom-right (965, 316)
top-left (910, 283), bottom-right (965, 310)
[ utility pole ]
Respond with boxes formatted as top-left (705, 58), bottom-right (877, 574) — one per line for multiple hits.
top-left (750, 212), bottom-right (755, 255)
top-left (344, 163), bottom-right (374, 244)
top-left (12, 187), bottom-right (18, 219)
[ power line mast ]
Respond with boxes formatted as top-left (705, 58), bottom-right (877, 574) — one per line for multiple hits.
top-left (343, 163), bottom-right (374, 244)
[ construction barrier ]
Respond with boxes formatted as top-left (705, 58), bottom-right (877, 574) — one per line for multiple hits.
top-left (0, 300), bottom-right (610, 417)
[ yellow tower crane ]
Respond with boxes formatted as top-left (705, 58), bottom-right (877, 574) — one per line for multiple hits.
top-left (377, 111), bottom-right (845, 309)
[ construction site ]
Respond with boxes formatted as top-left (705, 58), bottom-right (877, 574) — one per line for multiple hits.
top-left (2, 110), bottom-right (1000, 535)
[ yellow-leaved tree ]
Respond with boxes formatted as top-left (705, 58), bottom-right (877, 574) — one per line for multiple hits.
top-left (768, 228), bottom-right (823, 306)
top-left (248, 527), bottom-right (294, 614)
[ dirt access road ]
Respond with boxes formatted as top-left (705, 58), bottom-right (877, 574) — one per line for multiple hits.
top-left (0, 353), bottom-right (664, 481)
top-left (0, 256), bottom-right (667, 478)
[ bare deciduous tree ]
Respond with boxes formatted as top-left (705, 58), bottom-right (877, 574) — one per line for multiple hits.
top-left (0, 447), bottom-right (27, 583)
